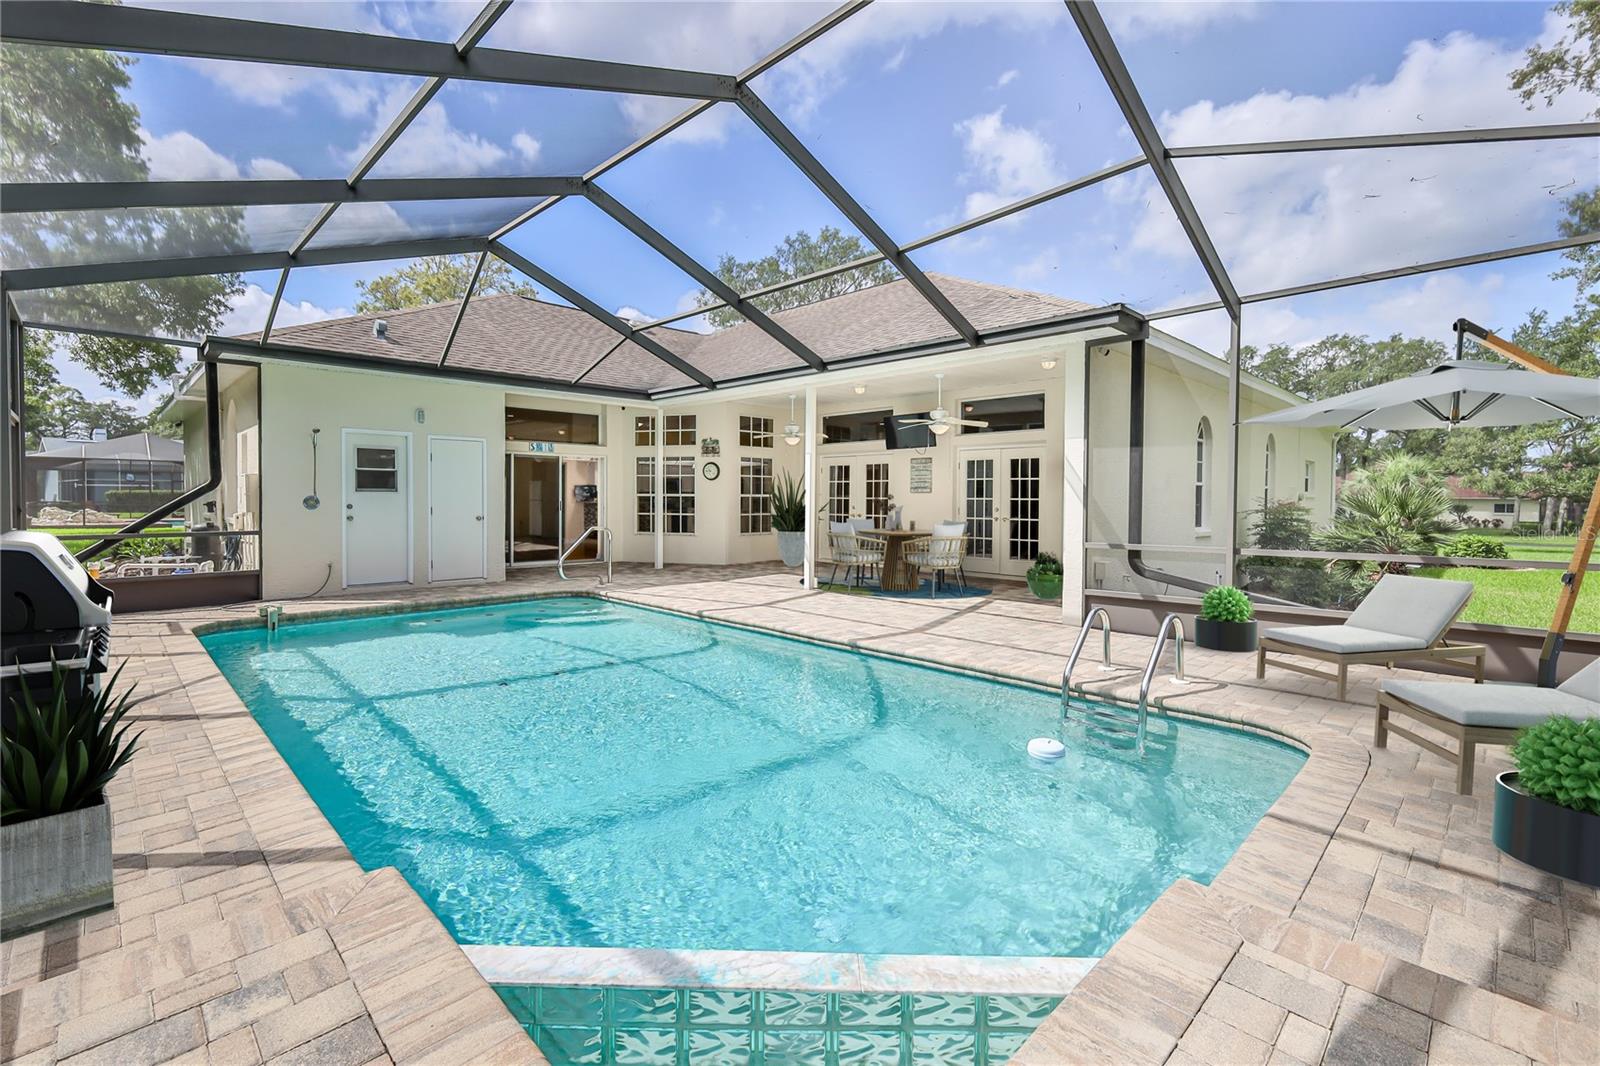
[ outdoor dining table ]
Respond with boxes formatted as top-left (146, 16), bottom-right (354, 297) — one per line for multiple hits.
top-left (871, 529), bottom-right (925, 592)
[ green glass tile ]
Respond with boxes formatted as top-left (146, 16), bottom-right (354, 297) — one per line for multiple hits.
top-left (536, 1025), bottom-right (606, 1066)
top-left (983, 1031), bottom-right (1030, 1064)
top-left (686, 990), bottom-right (753, 1026)
top-left (984, 995), bottom-right (1059, 1028)
top-left (495, 985), bottom-right (533, 1020)
top-left (911, 994), bottom-right (977, 1028)
top-left (761, 1028), bottom-right (829, 1064)
top-left (613, 987), bottom-right (680, 1026)
top-left (685, 1029), bottom-right (752, 1064)
top-left (838, 993), bottom-right (903, 1028)
top-left (614, 1026), bottom-right (679, 1065)
top-left (911, 1030), bottom-right (977, 1065)
top-left (837, 1030), bottom-right (904, 1065)
top-left (539, 987), bottom-right (606, 1026)
top-left (761, 990), bottom-right (829, 1027)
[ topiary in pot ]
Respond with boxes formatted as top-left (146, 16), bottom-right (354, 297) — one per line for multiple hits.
top-left (1195, 585), bottom-right (1257, 652)
top-left (1493, 716), bottom-right (1600, 887)
top-left (1026, 552), bottom-right (1063, 600)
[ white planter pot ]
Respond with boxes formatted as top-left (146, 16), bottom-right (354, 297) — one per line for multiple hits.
top-left (2, 801), bottom-right (114, 937)
top-left (775, 530), bottom-right (806, 568)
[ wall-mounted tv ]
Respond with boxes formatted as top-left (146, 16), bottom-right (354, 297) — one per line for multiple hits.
top-left (884, 413), bottom-right (936, 450)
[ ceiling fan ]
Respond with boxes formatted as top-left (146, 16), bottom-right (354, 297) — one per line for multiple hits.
top-left (895, 373), bottom-right (987, 436)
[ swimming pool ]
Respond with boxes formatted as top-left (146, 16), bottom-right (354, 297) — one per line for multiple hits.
top-left (202, 597), bottom-right (1303, 959)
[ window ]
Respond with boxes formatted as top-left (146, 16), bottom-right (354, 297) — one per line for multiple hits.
top-left (958, 393), bottom-right (1046, 434)
top-left (634, 416), bottom-right (654, 447)
top-left (1303, 460), bottom-right (1314, 495)
top-left (827, 464), bottom-right (851, 522)
top-left (1493, 501), bottom-right (1516, 515)
top-left (355, 447), bottom-right (398, 492)
top-left (1194, 419), bottom-right (1211, 530)
top-left (665, 414), bottom-right (696, 446)
top-left (505, 407), bottom-right (600, 445)
top-left (740, 457), bottom-right (773, 534)
top-left (637, 456), bottom-right (696, 534)
top-left (865, 463), bottom-right (890, 527)
top-left (822, 409), bottom-right (890, 444)
top-left (739, 415), bottom-right (773, 448)
top-left (1263, 434), bottom-right (1277, 505)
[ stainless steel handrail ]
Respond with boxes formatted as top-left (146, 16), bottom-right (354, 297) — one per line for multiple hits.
top-left (556, 525), bottom-right (612, 584)
top-left (1060, 606), bottom-right (1114, 720)
top-left (1133, 613), bottom-right (1187, 755)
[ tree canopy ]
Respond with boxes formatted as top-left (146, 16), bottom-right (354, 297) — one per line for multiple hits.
top-left (353, 255), bottom-right (538, 314)
top-left (696, 227), bottom-right (898, 328)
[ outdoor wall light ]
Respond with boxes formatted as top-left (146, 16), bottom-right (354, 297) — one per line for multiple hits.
top-left (1040, 357), bottom-right (1058, 371)
top-left (853, 383), bottom-right (867, 395)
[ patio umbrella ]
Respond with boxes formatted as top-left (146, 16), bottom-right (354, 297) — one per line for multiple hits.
top-left (1245, 337), bottom-right (1599, 686)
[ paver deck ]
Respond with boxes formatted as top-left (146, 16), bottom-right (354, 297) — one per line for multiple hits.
top-left (3, 564), bottom-right (1594, 1064)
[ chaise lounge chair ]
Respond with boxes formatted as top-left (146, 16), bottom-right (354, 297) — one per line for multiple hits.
top-left (1376, 658), bottom-right (1600, 793)
top-left (1255, 574), bottom-right (1486, 701)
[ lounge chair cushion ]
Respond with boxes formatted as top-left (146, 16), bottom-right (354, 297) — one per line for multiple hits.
top-left (1558, 658), bottom-right (1600, 702)
top-left (1345, 574), bottom-right (1473, 646)
top-left (1381, 678), bottom-right (1600, 729)
top-left (1266, 624), bottom-right (1429, 655)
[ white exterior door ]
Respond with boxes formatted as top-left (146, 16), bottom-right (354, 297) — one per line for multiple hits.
top-left (428, 437), bottom-right (486, 582)
top-left (342, 430), bottom-right (411, 586)
top-left (959, 448), bottom-right (1044, 577)
top-left (824, 458), bottom-right (891, 525)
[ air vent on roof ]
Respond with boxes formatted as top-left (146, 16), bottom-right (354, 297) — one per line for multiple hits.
top-left (373, 319), bottom-right (388, 339)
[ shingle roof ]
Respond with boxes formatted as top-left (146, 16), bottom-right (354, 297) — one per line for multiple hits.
top-left (252, 275), bottom-right (1098, 393)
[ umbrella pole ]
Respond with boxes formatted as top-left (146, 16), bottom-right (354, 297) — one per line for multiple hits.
top-left (1455, 319), bottom-right (1594, 686)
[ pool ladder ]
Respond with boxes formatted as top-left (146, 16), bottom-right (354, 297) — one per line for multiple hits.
top-left (1060, 610), bottom-right (1186, 757)
top-left (556, 526), bottom-right (612, 585)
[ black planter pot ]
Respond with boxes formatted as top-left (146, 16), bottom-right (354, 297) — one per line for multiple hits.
top-left (1194, 617), bottom-right (1257, 653)
top-left (1493, 771), bottom-right (1600, 888)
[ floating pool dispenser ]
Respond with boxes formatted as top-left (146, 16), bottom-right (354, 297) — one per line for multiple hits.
top-left (1027, 737), bottom-right (1066, 761)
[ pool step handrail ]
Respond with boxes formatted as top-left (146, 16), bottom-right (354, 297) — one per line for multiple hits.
top-left (557, 525), bottom-right (613, 585)
top-left (1132, 613), bottom-right (1187, 756)
top-left (1060, 607), bottom-right (1115, 721)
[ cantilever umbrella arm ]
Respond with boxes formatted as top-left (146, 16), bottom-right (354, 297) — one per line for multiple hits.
top-left (1455, 317), bottom-right (1599, 686)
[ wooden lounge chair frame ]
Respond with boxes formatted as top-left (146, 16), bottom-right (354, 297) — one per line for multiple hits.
top-left (1374, 689), bottom-right (1514, 794)
top-left (1256, 621), bottom-right (1486, 702)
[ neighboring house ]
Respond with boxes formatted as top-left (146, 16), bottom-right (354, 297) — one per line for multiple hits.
top-left (27, 432), bottom-right (185, 512)
top-left (161, 275), bottom-right (1335, 603)
top-left (1446, 476), bottom-right (1532, 528)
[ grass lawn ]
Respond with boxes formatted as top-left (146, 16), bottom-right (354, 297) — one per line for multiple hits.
top-left (1416, 564), bottom-right (1599, 632)
top-left (30, 525), bottom-right (184, 550)
top-left (1467, 534), bottom-right (1580, 562)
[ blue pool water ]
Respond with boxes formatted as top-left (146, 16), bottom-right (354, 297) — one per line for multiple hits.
top-left (202, 598), bottom-right (1303, 958)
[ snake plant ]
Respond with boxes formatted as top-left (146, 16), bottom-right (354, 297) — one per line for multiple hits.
top-left (2, 662), bottom-right (141, 824)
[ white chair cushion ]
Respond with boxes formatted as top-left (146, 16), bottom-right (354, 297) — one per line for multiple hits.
top-left (1346, 574), bottom-right (1473, 646)
top-left (933, 522), bottom-right (966, 537)
top-left (1558, 658), bottom-right (1600, 702)
top-left (1381, 678), bottom-right (1600, 729)
top-left (1266, 624), bottom-right (1429, 655)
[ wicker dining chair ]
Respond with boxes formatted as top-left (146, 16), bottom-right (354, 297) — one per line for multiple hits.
top-left (904, 531), bottom-right (967, 597)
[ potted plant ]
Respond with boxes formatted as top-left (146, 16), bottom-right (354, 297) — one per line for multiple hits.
top-left (1026, 552), bottom-right (1063, 600)
top-left (2, 663), bottom-right (141, 937)
top-left (770, 471), bottom-right (807, 568)
top-left (1195, 585), bottom-right (1257, 652)
top-left (1493, 717), bottom-right (1599, 887)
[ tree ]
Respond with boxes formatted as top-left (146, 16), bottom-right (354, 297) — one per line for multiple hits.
top-left (1316, 456), bottom-right (1455, 577)
top-left (354, 255), bottom-right (538, 313)
top-left (1, 34), bottom-right (242, 399)
top-left (696, 227), bottom-right (899, 328)
top-left (1510, 0), bottom-right (1600, 118)
top-left (20, 334), bottom-right (154, 449)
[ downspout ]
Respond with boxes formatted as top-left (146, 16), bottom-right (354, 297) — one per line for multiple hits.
top-left (75, 359), bottom-right (221, 564)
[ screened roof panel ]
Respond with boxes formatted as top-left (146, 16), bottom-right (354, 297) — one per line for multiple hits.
top-left (368, 80), bottom-right (673, 180)
top-left (755, 271), bottom-right (960, 362)
top-left (749, 1), bottom-right (1136, 243)
top-left (269, 257), bottom-right (467, 339)
top-left (123, 1), bottom-right (481, 41)
top-left (1, 44), bottom-right (423, 184)
top-left (3, 203), bottom-right (322, 269)
top-left (10, 270), bottom-right (278, 344)
top-left (1176, 140), bottom-right (1596, 296)
top-left (306, 198), bottom-right (537, 250)
top-left (603, 103), bottom-right (881, 296)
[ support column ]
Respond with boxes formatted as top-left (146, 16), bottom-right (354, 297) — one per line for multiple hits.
top-left (1061, 339), bottom-right (1089, 624)
top-left (1223, 312), bottom-right (1243, 587)
top-left (802, 386), bottom-right (817, 590)
top-left (653, 405), bottom-right (664, 570)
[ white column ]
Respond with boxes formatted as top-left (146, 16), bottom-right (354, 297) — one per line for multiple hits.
top-left (1223, 313), bottom-right (1242, 587)
top-left (653, 405), bottom-right (664, 570)
top-left (1061, 339), bottom-right (1089, 624)
top-left (802, 386), bottom-right (817, 590)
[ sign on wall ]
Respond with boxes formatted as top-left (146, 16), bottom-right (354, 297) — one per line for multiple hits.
top-left (527, 441), bottom-right (556, 454)
top-left (909, 456), bottom-right (934, 493)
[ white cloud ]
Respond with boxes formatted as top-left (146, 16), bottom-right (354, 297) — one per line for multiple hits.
top-left (954, 107), bottom-right (1063, 218)
top-left (140, 129), bottom-right (238, 181)
top-left (1101, 1), bottom-right (1261, 42)
top-left (882, 46), bottom-right (909, 73)
top-left (511, 131), bottom-right (542, 165)
top-left (993, 69), bottom-right (1019, 89)
top-left (361, 87), bottom-right (509, 177)
top-left (614, 305), bottom-right (650, 324)
top-left (219, 283), bottom-right (349, 337)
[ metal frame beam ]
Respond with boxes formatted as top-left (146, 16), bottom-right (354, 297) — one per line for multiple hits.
top-left (260, 267), bottom-right (290, 343)
top-left (2, 2), bottom-right (736, 99)
top-left (736, 86), bottom-right (980, 346)
top-left (1167, 121), bottom-right (1600, 158)
top-left (1068, 0), bottom-right (1239, 317)
top-left (489, 242), bottom-right (716, 388)
top-left (437, 250), bottom-right (488, 369)
top-left (5, 176), bottom-right (587, 214)
top-left (583, 183), bottom-right (827, 372)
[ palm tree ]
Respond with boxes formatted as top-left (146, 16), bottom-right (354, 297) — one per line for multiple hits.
top-left (1316, 455), bottom-right (1454, 577)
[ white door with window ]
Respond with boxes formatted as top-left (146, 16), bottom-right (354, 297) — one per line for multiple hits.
top-left (959, 448), bottom-right (1044, 577)
top-left (824, 458), bottom-right (892, 526)
top-left (342, 430), bottom-right (411, 586)
top-left (428, 436), bottom-right (486, 582)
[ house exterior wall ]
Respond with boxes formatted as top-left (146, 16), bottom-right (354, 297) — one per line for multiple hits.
top-left (1451, 497), bottom-right (1529, 527)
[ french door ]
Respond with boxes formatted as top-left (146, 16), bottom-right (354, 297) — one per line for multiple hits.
top-left (505, 454), bottom-right (605, 567)
top-left (959, 448), bottom-right (1044, 577)
top-left (824, 459), bottom-right (891, 526)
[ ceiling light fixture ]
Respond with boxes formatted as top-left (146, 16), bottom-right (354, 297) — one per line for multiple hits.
top-left (784, 394), bottom-right (802, 446)
top-left (853, 383), bottom-right (867, 395)
top-left (1041, 357), bottom-right (1058, 371)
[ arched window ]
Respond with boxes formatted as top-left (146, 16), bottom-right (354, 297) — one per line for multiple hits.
top-left (1194, 418), bottom-right (1211, 530)
top-left (1264, 434), bottom-right (1278, 505)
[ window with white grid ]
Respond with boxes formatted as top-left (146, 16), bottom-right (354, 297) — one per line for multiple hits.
top-left (635, 456), bottom-right (696, 534)
top-left (740, 457), bottom-right (773, 534)
top-left (665, 414), bottom-right (696, 447)
top-left (865, 462), bottom-right (889, 527)
top-left (827, 464), bottom-right (851, 523)
top-left (739, 415), bottom-right (773, 448)
top-left (634, 415), bottom-right (655, 447)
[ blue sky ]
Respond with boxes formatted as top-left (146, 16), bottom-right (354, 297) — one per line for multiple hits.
top-left (38, 0), bottom-right (1599, 404)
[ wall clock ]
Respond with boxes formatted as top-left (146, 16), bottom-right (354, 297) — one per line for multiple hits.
top-left (703, 461), bottom-right (721, 481)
